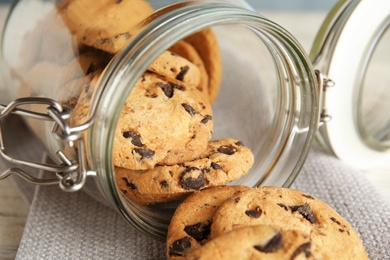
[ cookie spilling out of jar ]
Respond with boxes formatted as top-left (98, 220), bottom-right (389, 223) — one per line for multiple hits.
top-left (50, 0), bottom-right (253, 205)
top-left (166, 186), bottom-right (368, 260)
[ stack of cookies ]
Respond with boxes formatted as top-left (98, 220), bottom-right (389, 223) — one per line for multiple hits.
top-left (166, 186), bottom-right (368, 259)
top-left (54, 0), bottom-right (256, 205)
top-left (112, 30), bottom-right (256, 205)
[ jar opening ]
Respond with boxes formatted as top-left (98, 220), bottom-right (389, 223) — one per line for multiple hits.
top-left (89, 2), bottom-right (317, 240)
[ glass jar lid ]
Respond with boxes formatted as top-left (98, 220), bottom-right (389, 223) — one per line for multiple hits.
top-left (311, 0), bottom-right (390, 170)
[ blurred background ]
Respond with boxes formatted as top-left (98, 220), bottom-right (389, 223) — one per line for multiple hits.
top-left (247, 0), bottom-right (337, 10)
top-left (0, 0), bottom-right (338, 10)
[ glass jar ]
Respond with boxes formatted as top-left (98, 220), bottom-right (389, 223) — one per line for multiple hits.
top-left (0, 0), bottom-right (389, 240)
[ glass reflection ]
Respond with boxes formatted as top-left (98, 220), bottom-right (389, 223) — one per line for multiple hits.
top-left (358, 23), bottom-right (390, 149)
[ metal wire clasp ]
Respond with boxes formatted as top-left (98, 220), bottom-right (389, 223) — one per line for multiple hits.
top-left (315, 70), bottom-right (335, 126)
top-left (0, 97), bottom-right (90, 192)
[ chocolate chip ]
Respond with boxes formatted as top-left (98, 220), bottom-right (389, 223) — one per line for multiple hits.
top-left (147, 93), bottom-right (158, 98)
top-left (254, 231), bottom-right (282, 253)
top-left (121, 178), bottom-right (137, 190)
top-left (158, 82), bottom-right (174, 98)
top-left (235, 141), bottom-right (244, 146)
top-left (302, 194), bottom-right (315, 200)
top-left (234, 197), bottom-right (240, 203)
top-left (158, 82), bottom-right (185, 98)
top-left (211, 162), bottom-right (223, 170)
top-left (245, 207), bottom-right (262, 218)
top-left (176, 66), bottom-right (190, 81)
top-left (330, 217), bottom-right (341, 226)
top-left (169, 236), bottom-right (191, 256)
top-left (217, 145), bottom-right (236, 155)
top-left (122, 131), bottom-right (143, 147)
top-left (290, 203), bottom-right (316, 224)
top-left (182, 103), bottom-right (196, 116)
top-left (290, 242), bottom-right (311, 259)
top-left (184, 222), bottom-right (211, 241)
top-left (277, 203), bottom-right (289, 211)
top-left (134, 148), bottom-right (155, 159)
top-left (201, 115), bottom-right (212, 124)
top-left (160, 180), bottom-right (169, 189)
top-left (116, 0), bottom-right (123, 3)
top-left (180, 167), bottom-right (206, 190)
top-left (330, 217), bottom-right (349, 234)
top-left (170, 82), bottom-right (186, 91)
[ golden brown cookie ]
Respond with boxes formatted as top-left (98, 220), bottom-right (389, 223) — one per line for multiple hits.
top-left (147, 51), bottom-right (201, 90)
top-left (169, 41), bottom-right (209, 100)
top-left (70, 69), bottom-right (102, 126)
top-left (113, 72), bottom-right (213, 170)
top-left (210, 186), bottom-right (368, 259)
top-left (166, 186), bottom-right (250, 259)
top-left (58, 0), bottom-right (154, 53)
top-left (116, 138), bottom-right (254, 205)
top-left (184, 28), bottom-right (222, 103)
top-left (186, 225), bottom-right (312, 260)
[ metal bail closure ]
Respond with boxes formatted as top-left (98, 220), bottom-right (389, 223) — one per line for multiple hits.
top-left (311, 0), bottom-right (390, 170)
top-left (315, 70), bottom-right (335, 127)
top-left (0, 97), bottom-right (89, 192)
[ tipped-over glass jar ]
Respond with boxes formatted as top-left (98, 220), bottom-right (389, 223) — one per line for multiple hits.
top-left (0, 0), bottom-right (389, 240)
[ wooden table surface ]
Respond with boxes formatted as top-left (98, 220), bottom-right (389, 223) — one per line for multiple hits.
top-left (0, 7), bottom-right (389, 259)
top-left (0, 179), bottom-right (29, 260)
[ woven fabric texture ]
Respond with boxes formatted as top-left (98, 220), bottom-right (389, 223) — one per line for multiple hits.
top-left (13, 145), bottom-right (390, 260)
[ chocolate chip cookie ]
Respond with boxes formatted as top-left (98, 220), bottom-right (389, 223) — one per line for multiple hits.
top-left (166, 185), bottom-right (250, 259)
top-left (113, 72), bottom-right (213, 170)
top-left (70, 69), bottom-right (102, 126)
top-left (115, 138), bottom-right (254, 205)
top-left (184, 28), bottom-right (222, 103)
top-left (186, 225), bottom-right (312, 260)
top-left (58, 0), bottom-right (154, 53)
top-left (169, 40), bottom-right (209, 100)
top-left (210, 186), bottom-right (368, 259)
